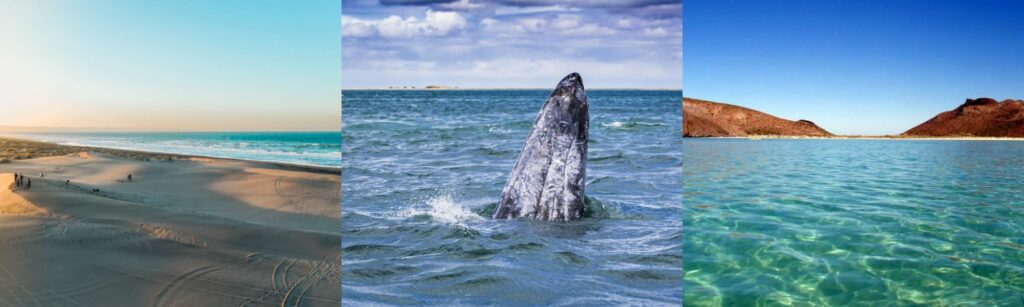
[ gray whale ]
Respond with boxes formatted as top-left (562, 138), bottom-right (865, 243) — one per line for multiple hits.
top-left (493, 72), bottom-right (589, 221)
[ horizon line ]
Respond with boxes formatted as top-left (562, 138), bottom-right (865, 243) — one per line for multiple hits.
top-left (342, 87), bottom-right (682, 91)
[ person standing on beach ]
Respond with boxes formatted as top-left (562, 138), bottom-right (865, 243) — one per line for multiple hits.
top-left (128, 174), bottom-right (133, 182)
top-left (65, 180), bottom-right (70, 188)
top-left (26, 178), bottom-right (31, 190)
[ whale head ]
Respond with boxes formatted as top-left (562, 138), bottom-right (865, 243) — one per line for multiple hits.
top-left (493, 72), bottom-right (590, 221)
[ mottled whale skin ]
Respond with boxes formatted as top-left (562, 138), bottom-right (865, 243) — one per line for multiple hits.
top-left (493, 72), bottom-right (589, 221)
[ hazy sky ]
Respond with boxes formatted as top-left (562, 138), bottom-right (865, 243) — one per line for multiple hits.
top-left (686, 0), bottom-right (1024, 135)
top-left (342, 0), bottom-right (682, 89)
top-left (0, 1), bottom-right (340, 131)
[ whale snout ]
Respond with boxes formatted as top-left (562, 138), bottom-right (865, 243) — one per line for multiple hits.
top-left (559, 72), bottom-right (584, 90)
top-left (565, 72), bottom-right (581, 83)
top-left (555, 72), bottom-right (587, 103)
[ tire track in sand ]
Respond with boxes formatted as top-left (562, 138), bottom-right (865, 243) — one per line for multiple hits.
top-left (150, 265), bottom-right (223, 307)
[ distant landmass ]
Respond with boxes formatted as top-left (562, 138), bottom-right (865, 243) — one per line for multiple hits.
top-left (904, 98), bottom-right (1024, 137)
top-left (683, 98), bottom-right (832, 137)
top-left (424, 85), bottom-right (455, 89)
top-left (381, 85), bottom-right (457, 90)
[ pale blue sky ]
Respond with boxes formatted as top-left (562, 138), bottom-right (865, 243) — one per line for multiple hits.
top-left (0, 0), bottom-right (340, 131)
top-left (342, 0), bottom-right (682, 89)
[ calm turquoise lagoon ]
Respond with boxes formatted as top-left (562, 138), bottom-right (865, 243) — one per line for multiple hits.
top-left (684, 139), bottom-right (1024, 306)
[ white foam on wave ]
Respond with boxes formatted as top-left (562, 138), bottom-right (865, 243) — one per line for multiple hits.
top-left (601, 121), bottom-right (666, 129)
top-left (487, 126), bottom-right (510, 133)
top-left (604, 121), bottom-right (626, 128)
top-left (398, 193), bottom-right (483, 227)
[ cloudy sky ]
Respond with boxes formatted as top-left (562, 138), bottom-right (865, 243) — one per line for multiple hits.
top-left (342, 0), bottom-right (682, 89)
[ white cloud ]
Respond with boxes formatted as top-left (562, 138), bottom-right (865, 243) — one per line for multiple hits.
top-left (518, 18), bottom-right (548, 32)
top-left (564, 23), bottom-right (615, 35)
top-left (480, 17), bottom-right (550, 35)
top-left (614, 17), bottom-right (676, 29)
top-left (342, 17), bottom-right (378, 38)
top-left (423, 10), bottom-right (468, 34)
top-left (616, 18), bottom-right (634, 28)
top-left (436, 0), bottom-right (485, 11)
top-left (550, 14), bottom-right (581, 30)
top-left (480, 18), bottom-right (521, 34)
top-left (493, 5), bottom-right (578, 16)
top-left (642, 27), bottom-right (669, 37)
top-left (479, 14), bottom-right (615, 37)
top-left (342, 10), bottom-right (467, 39)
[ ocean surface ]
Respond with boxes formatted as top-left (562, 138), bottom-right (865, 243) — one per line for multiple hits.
top-left (342, 90), bottom-right (683, 305)
top-left (6, 131), bottom-right (341, 167)
top-left (684, 139), bottom-right (1024, 306)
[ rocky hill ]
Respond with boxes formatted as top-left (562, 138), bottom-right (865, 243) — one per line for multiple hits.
top-left (903, 98), bottom-right (1024, 137)
top-left (683, 98), bottom-right (833, 137)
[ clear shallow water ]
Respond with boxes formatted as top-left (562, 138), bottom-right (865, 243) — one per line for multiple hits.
top-left (342, 90), bottom-right (683, 305)
top-left (7, 131), bottom-right (341, 167)
top-left (684, 139), bottom-right (1024, 306)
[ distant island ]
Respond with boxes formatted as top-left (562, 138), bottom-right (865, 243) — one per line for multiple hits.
top-left (904, 98), bottom-right (1024, 137)
top-left (424, 85), bottom-right (455, 89)
top-left (683, 98), bottom-right (832, 137)
top-left (383, 85), bottom-right (458, 90)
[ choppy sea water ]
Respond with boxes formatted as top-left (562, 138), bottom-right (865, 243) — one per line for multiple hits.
top-left (342, 90), bottom-right (683, 305)
top-left (684, 139), bottom-right (1024, 306)
top-left (7, 132), bottom-right (341, 167)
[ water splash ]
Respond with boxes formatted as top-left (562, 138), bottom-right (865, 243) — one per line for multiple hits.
top-left (399, 193), bottom-right (484, 227)
top-left (604, 121), bottom-right (626, 128)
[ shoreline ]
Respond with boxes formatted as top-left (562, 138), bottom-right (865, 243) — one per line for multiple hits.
top-left (0, 135), bottom-right (340, 174)
top-left (684, 135), bottom-right (1024, 141)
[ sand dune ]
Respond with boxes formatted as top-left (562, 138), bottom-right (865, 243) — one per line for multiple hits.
top-left (0, 140), bottom-right (340, 306)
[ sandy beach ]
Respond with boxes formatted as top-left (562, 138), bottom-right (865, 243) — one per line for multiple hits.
top-left (0, 137), bottom-right (340, 306)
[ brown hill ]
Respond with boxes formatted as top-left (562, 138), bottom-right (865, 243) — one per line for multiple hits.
top-left (683, 98), bottom-right (833, 137)
top-left (903, 98), bottom-right (1024, 137)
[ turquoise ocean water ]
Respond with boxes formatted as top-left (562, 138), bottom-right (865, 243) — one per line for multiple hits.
top-left (6, 132), bottom-right (341, 167)
top-left (685, 139), bottom-right (1024, 306)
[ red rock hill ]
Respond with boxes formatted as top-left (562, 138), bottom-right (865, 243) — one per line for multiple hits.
top-left (903, 98), bottom-right (1024, 137)
top-left (683, 98), bottom-right (833, 137)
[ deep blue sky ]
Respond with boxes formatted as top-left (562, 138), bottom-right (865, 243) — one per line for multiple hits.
top-left (685, 0), bottom-right (1024, 135)
top-left (342, 0), bottom-right (682, 89)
